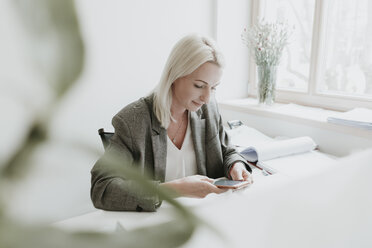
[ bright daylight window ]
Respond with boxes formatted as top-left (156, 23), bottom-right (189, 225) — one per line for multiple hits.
top-left (251, 0), bottom-right (372, 110)
top-left (261, 0), bottom-right (315, 92)
top-left (319, 0), bottom-right (372, 97)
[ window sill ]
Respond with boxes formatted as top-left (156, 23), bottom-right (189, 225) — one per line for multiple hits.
top-left (219, 98), bottom-right (371, 138)
top-left (218, 98), bottom-right (372, 156)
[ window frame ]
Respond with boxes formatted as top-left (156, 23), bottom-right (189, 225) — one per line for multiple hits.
top-left (247, 0), bottom-right (372, 111)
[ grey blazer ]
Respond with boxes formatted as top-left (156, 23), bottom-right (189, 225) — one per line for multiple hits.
top-left (91, 94), bottom-right (250, 212)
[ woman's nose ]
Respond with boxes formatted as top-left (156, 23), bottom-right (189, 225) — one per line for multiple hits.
top-left (200, 88), bottom-right (211, 104)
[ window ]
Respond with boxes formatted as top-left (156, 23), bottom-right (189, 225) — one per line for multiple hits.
top-left (248, 0), bottom-right (372, 110)
top-left (319, 0), bottom-right (372, 97)
top-left (261, 0), bottom-right (315, 92)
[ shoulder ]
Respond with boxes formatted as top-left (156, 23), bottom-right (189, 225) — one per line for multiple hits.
top-left (112, 95), bottom-right (154, 128)
top-left (115, 95), bottom-right (153, 119)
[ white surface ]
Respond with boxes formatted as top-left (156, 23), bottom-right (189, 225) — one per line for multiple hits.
top-left (263, 150), bottom-right (336, 177)
top-left (227, 125), bottom-right (332, 176)
top-left (241, 136), bottom-right (316, 162)
top-left (227, 125), bottom-right (273, 147)
top-left (185, 150), bottom-right (372, 248)
top-left (327, 108), bottom-right (372, 129)
top-left (4, 142), bottom-right (96, 224)
top-left (55, 171), bottom-right (289, 233)
top-left (55, 149), bottom-right (372, 248)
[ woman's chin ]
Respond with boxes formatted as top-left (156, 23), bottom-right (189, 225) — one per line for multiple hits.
top-left (188, 105), bottom-right (202, 112)
top-left (191, 101), bottom-right (203, 110)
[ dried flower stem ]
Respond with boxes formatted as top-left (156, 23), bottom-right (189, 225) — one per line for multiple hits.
top-left (242, 19), bottom-right (292, 66)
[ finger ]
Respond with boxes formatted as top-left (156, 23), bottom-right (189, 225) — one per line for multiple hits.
top-left (197, 175), bottom-right (214, 182)
top-left (242, 170), bottom-right (250, 181)
top-left (235, 169), bottom-right (244, 181)
top-left (246, 172), bottom-right (254, 184)
top-left (215, 187), bottom-right (229, 194)
top-left (203, 181), bottom-right (226, 192)
top-left (230, 173), bottom-right (238, 181)
top-left (230, 168), bottom-right (242, 181)
top-left (201, 177), bottom-right (214, 183)
top-left (209, 184), bottom-right (229, 194)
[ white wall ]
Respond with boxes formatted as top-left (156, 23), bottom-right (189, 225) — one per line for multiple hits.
top-left (52, 0), bottom-right (251, 145)
top-left (51, 0), bottom-right (217, 144)
top-left (215, 0), bottom-right (251, 101)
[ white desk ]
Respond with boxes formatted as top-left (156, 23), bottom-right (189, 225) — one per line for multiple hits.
top-left (54, 149), bottom-right (372, 248)
top-left (54, 159), bottom-right (336, 248)
top-left (55, 169), bottom-right (288, 233)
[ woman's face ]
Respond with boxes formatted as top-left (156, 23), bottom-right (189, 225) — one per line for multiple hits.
top-left (172, 62), bottom-right (222, 112)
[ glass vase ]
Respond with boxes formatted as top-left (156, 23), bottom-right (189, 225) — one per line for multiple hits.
top-left (257, 65), bottom-right (277, 105)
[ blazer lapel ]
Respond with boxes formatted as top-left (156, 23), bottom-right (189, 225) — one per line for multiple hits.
top-left (145, 94), bottom-right (167, 182)
top-left (150, 106), bottom-right (167, 182)
top-left (190, 110), bottom-right (206, 176)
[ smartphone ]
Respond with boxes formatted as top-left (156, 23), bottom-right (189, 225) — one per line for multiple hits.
top-left (213, 179), bottom-right (249, 189)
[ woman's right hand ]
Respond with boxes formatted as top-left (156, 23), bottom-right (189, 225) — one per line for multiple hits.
top-left (160, 175), bottom-right (227, 198)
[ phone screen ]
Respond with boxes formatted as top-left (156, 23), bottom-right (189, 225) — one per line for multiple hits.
top-left (213, 179), bottom-right (249, 189)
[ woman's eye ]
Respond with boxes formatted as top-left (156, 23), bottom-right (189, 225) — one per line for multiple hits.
top-left (194, 84), bottom-right (203, 89)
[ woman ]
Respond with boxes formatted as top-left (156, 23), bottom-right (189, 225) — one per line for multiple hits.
top-left (91, 34), bottom-right (252, 212)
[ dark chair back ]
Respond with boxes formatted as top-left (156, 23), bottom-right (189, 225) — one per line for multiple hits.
top-left (98, 128), bottom-right (114, 150)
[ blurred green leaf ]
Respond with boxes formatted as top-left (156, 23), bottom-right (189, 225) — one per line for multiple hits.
top-left (0, 121), bottom-right (47, 180)
top-left (13, 0), bottom-right (85, 99)
top-left (1, 0), bottom-right (85, 180)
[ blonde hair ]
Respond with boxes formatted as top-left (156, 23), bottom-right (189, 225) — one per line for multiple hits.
top-left (153, 34), bottom-right (224, 128)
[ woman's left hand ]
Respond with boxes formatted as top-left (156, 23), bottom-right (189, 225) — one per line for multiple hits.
top-left (229, 162), bottom-right (253, 184)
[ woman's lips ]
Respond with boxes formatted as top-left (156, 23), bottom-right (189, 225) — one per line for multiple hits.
top-left (193, 101), bottom-right (203, 107)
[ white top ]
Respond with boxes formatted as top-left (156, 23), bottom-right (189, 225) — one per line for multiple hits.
top-left (165, 116), bottom-right (197, 182)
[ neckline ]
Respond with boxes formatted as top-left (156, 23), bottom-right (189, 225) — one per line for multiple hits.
top-left (167, 115), bottom-right (190, 151)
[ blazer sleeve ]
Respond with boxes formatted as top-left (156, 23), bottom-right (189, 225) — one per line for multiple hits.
top-left (90, 114), bottom-right (161, 212)
top-left (217, 113), bottom-right (252, 178)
